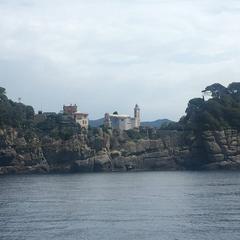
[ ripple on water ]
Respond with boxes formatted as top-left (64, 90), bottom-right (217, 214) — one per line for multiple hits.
top-left (1, 172), bottom-right (240, 240)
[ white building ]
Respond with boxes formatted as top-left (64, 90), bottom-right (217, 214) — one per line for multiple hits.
top-left (73, 113), bottom-right (89, 129)
top-left (104, 105), bottom-right (140, 131)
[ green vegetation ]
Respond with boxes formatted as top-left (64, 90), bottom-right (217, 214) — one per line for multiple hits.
top-left (0, 87), bottom-right (34, 128)
top-left (2, 82), bottom-right (240, 140)
top-left (0, 88), bottom-right (81, 140)
top-left (35, 114), bottom-right (80, 140)
top-left (163, 82), bottom-right (240, 131)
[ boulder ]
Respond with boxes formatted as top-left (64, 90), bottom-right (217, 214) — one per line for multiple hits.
top-left (93, 153), bottom-right (112, 171)
top-left (208, 153), bottom-right (225, 162)
top-left (72, 158), bottom-right (94, 172)
top-left (204, 140), bottom-right (222, 154)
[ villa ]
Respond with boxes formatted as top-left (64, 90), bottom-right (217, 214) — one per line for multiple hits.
top-left (63, 104), bottom-right (89, 129)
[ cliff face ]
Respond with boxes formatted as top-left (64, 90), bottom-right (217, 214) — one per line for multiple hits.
top-left (0, 128), bottom-right (49, 174)
top-left (109, 132), bottom-right (191, 171)
top-left (1, 127), bottom-right (240, 174)
top-left (201, 130), bottom-right (240, 170)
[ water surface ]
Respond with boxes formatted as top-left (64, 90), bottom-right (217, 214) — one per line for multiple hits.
top-left (1, 172), bottom-right (240, 240)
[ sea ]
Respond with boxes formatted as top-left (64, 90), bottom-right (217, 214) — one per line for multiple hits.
top-left (0, 171), bottom-right (240, 240)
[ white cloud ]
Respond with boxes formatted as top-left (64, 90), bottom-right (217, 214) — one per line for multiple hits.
top-left (1, 0), bottom-right (240, 120)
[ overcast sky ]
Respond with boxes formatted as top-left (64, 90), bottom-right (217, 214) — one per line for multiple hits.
top-left (0, 0), bottom-right (240, 121)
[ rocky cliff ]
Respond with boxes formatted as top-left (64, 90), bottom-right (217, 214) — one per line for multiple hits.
top-left (0, 128), bottom-right (49, 174)
top-left (1, 127), bottom-right (240, 174)
top-left (200, 130), bottom-right (240, 170)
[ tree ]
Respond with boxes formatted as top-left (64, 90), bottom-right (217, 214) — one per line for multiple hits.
top-left (0, 87), bottom-right (8, 102)
top-left (25, 106), bottom-right (35, 120)
top-left (181, 82), bottom-right (240, 131)
top-left (228, 82), bottom-right (240, 94)
top-left (0, 86), bottom-right (35, 127)
top-left (0, 87), bottom-right (6, 95)
top-left (202, 83), bottom-right (228, 98)
top-left (186, 98), bottom-right (204, 115)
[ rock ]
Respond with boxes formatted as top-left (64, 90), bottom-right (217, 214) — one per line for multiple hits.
top-left (144, 151), bottom-right (169, 158)
top-left (110, 150), bottom-right (121, 159)
top-left (0, 149), bottom-right (17, 166)
top-left (214, 131), bottom-right (227, 145)
top-left (72, 158), bottom-right (94, 172)
top-left (2, 126), bottom-right (240, 174)
top-left (204, 140), bottom-right (222, 154)
top-left (93, 153), bottom-right (112, 171)
top-left (228, 155), bottom-right (240, 162)
top-left (143, 155), bottom-right (179, 170)
top-left (123, 141), bottom-right (137, 155)
top-left (14, 137), bottom-right (27, 146)
top-left (112, 156), bottom-right (127, 170)
top-left (208, 154), bottom-right (225, 162)
top-left (203, 161), bottom-right (240, 170)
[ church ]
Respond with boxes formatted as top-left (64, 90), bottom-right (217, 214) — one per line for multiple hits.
top-left (104, 104), bottom-right (140, 131)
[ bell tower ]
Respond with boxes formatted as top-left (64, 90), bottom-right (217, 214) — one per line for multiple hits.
top-left (134, 104), bottom-right (140, 128)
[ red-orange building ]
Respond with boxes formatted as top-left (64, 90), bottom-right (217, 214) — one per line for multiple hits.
top-left (63, 104), bottom-right (77, 115)
top-left (63, 104), bottom-right (89, 129)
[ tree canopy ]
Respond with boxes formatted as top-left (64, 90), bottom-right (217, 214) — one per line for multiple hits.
top-left (0, 87), bottom-right (34, 128)
top-left (180, 82), bottom-right (240, 131)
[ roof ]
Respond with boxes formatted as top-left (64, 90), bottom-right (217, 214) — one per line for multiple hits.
top-left (109, 114), bottom-right (130, 119)
top-left (73, 112), bottom-right (88, 116)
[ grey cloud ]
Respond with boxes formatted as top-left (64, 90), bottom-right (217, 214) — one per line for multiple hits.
top-left (1, 0), bottom-right (240, 121)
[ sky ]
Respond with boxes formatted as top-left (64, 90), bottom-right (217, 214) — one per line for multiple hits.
top-left (0, 0), bottom-right (240, 121)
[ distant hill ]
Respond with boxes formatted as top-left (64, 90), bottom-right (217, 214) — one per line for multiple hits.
top-left (141, 119), bottom-right (172, 128)
top-left (89, 118), bottom-right (104, 127)
top-left (89, 118), bottom-right (172, 128)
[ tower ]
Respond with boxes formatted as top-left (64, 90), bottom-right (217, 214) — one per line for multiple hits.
top-left (63, 104), bottom-right (77, 115)
top-left (134, 104), bottom-right (140, 128)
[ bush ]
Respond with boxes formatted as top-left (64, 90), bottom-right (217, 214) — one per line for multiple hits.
top-left (0, 88), bottom-right (34, 127)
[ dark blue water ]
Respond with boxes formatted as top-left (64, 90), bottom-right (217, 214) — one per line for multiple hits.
top-left (0, 172), bottom-right (240, 240)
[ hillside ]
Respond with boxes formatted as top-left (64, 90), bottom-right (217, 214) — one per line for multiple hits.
top-left (141, 119), bottom-right (172, 128)
top-left (89, 118), bottom-right (104, 127)
top-left (1, 82), bottom-right (240, 174)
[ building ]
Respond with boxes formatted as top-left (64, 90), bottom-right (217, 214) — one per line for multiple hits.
top-left (63, 104), bottom-right (89, 129)
top-left (73, 113), bottom-right (89, 129)
top-left (104, 104), bottom-right (140, 131)
top-left (63, 104), bottom-right (77, 115)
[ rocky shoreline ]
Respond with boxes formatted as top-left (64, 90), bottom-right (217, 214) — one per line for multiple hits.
top-left (1, 127), bottom-right (240, 175)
